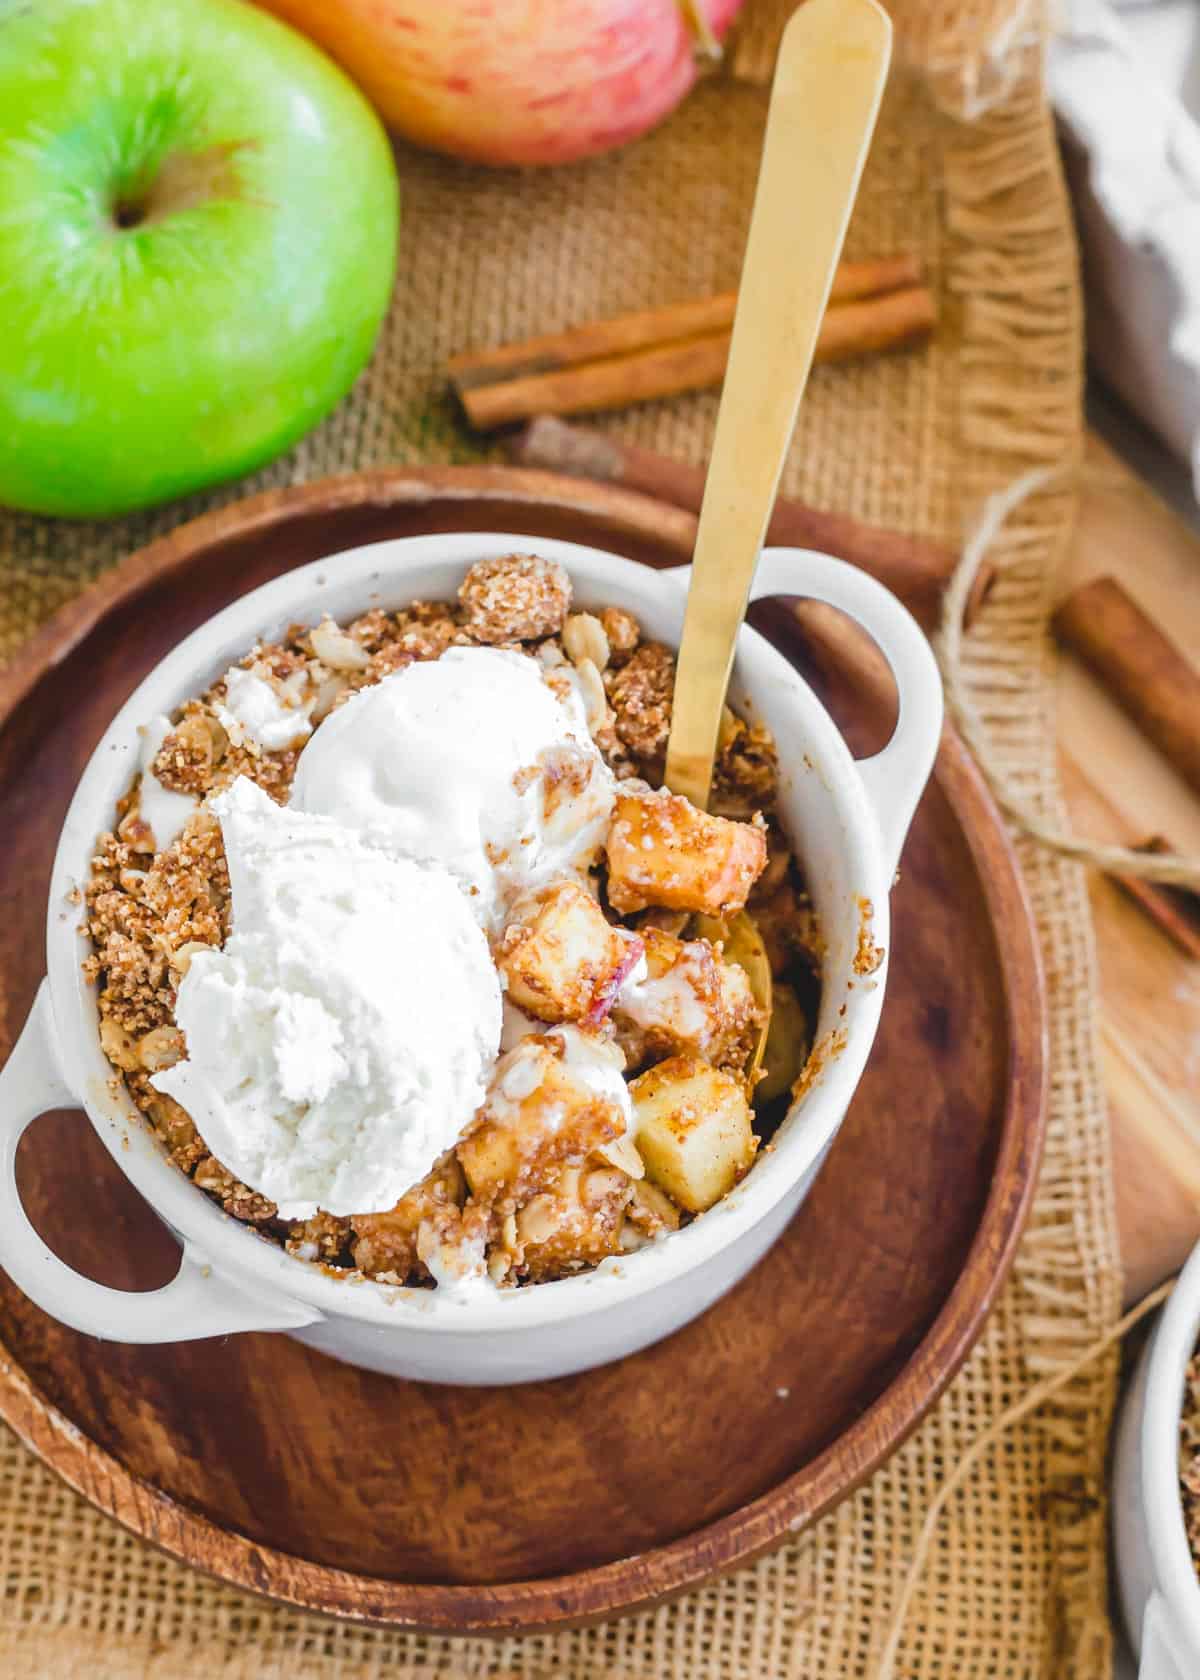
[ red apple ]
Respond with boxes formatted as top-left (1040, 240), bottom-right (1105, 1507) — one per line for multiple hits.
top-left (253, 0), bottom-right (745, 167)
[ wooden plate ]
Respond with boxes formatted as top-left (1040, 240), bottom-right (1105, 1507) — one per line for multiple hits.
top-left (0, 467), bottom-right (1045, 1633)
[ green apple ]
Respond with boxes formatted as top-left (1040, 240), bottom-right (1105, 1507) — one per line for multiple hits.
top-left (0, 0), bottom-right (399, 519)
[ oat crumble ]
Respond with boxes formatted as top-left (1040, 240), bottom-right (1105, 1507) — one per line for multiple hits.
top-left (1181, 1350), bottom-right (1200, 1573)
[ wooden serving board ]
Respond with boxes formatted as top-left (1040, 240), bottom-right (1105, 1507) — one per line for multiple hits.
top-left (1059, 435), bottom-right (1200, 1305)
top-left (0, 467), bottom-right (1045, 1632)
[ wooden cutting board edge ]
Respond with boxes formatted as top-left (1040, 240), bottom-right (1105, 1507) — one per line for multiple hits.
top-left (1061, 436), bottom-right (1200, 1304)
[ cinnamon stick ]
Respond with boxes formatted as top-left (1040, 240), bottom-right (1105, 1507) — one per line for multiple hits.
top-left (448, 254), bottom-right (922, 394)
top-left (1053, 576), bottom-right (1200, 797)
top-left (1116, 839), bottom-right (1200, 962)
top-left (455, 285), bottom-right (936, 432)
top-left (510, 415), bottom-right (991, 632)
top-left (1058, 751), bottom-right (1200, 959)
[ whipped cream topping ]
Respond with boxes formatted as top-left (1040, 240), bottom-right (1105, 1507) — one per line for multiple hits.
top-left (289, 647), bottom-right (615, 933)
top-left (136, 716), bottom-right (198, 853)
top-left (152, 777), bottom-right (502, 1218)
top-left (216, 665), bottom-right (313, 755)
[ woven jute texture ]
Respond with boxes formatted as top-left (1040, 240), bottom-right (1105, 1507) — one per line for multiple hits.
top-left (0, 4), bottom-right (1120, 1675)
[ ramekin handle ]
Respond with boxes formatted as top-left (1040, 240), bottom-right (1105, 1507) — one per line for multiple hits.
top-left (0, 981), bottom-right (320, 1343)
top-left (746, 549), bottom-right (944, 879)
top-left (1139, 1593), bottom-right (1191, 1680)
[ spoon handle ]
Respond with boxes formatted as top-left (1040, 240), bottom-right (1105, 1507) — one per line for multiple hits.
top-left (664, 0), bottom-right (892, 808)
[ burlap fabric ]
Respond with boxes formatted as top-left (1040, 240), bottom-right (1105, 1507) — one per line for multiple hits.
top-left (0, 5), bottom-right (1120, 1675)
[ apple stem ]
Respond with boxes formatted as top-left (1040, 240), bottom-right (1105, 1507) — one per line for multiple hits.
top-left (677, 0), bottom-right (724, 61)
top-left (110, 140), bottom-right (256, 233)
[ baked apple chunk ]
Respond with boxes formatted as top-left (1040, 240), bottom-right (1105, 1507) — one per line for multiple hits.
top-left (497, 880), bottom-right (642, 1025)
top-left (458, 1033), bottom-right (627, 1203)
top-left (516, 1162), bottom-right (632, 1282)
top-left (605, 787), bottom-right (766, 916)
top-left (630, 1054), bottom-right (757, 1213)
top-left (615, 927), bottom-right (760, 1069)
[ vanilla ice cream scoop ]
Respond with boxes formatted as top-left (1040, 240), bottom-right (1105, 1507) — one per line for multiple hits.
top-left (152, 777), bottom-right (502, 1219)
top-left (289, 646), bottom-right (615, 931)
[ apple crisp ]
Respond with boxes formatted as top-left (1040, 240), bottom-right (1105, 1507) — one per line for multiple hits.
top-left (85, 553), bottom-right (823, 1289)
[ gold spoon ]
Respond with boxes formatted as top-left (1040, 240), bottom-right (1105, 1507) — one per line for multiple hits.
top-left (664, 0), bottom-right (892, 1080)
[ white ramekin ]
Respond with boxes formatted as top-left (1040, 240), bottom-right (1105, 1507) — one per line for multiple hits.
top-left (0, 534), bottom-right (942, 1385)
top-left (1113, 1242), bottom-right (1200, 1678)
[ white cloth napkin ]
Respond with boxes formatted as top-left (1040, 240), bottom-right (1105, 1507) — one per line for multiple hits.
top-left (1049, 0), bottom-right (1200, 498)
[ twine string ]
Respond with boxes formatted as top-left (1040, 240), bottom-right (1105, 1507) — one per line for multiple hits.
top-left (875, 1277), bottom-right (1176, 1680)
top-left (937, 465), bottom-right (1200, 888)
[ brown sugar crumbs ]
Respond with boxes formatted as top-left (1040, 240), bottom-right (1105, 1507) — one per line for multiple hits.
top-left (852, 897), bottom-right (885, 977)
top-left (605, 641), bottom-right (674, 774)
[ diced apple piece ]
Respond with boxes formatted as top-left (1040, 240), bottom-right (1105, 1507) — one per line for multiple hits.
top-left (630, 1054), bottom-right (757, 1213)
top-left (714, 954), bottom-right (758, 1067)
top-left (615, 926), bottom-right (761, 1068)
top-left (516, 1162), bottom-right (632, 1282)
top-left (755, 982), bottom-right (811, 1105)
top-left (605, 788), bottom-right (766, 916)
top-left (458, 1034), bottom-right (625, 1202)
top-left (497, 880), bottom-right (642, 1025)
top-left (626, 1175), bottom-right (683, 1236)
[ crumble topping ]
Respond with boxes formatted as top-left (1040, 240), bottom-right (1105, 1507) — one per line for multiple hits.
top-left (606, 641), bottom-right (675, 774)
top-left (1181, 1351), bottom-right (1200, 1573)
top-left (457, 552), bottom-right (570, 643)
top-left (598, 605), bottom-right (640, 666)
